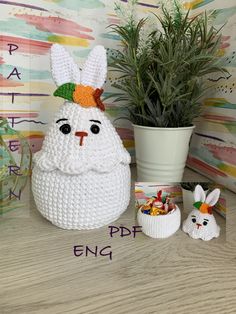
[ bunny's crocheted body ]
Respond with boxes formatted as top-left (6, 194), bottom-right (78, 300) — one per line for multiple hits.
top-left (32, 161), bottom-right (130, 229)
top-left (32, 44), bottom-right (131, 229)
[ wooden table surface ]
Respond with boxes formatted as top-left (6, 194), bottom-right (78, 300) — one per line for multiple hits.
top-left (1, 166), bottom-right (235, 314)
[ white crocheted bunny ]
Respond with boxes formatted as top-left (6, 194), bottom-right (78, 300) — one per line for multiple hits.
top-left (182, 185), bottom-right (220, 241)
top-left (32, 44), bottom-right (131, 229)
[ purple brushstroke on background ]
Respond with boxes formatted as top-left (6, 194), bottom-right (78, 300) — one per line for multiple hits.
top-left (195, 132), bottom-right (225, 143)
top-left (0, 92), bottom-right (50, 97)
top-left (120, 0), bottom-right (159, 9)
top-left (14, 119), bottom-right (47, 125)
top-left (0, 0), bottom-right (48, 11)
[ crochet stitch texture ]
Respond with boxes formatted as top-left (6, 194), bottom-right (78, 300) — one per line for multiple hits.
top-left (32, 44), bottom-right (131, 229)
top-left (182, 185), bottom-right (220, 241)
top-left (137, 206), bottom-right (181, 238)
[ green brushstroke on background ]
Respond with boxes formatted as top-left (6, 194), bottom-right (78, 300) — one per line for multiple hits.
top-left (0, 18), bottom-right (51, 41)
top-left (193, 0), bottom-right (214, 9)
top-left (73, 49), bottom-right (91, 57)
top-left (53, 0), bottom-right (105, 10)
top-left (213, 7), bottom-right (236, 25)
top-left (100, 33), bottom-right (120, 41)
top-left (0, 64), bottom-right (51, 81)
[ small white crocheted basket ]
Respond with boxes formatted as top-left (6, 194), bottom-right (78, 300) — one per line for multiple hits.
top-left (137, 206), bottom-right (181, 238)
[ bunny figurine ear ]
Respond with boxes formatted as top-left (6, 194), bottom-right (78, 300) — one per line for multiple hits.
top-left (194, 185), bottom-right (206, 203)
top-left (205, 188), bottom-right (220, 206)
top-left (81, 45), bottom-right (107, 88)
top-left (51, 44), bottom-right (81, 86)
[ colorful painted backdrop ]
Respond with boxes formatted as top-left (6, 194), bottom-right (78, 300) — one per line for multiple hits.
top-left (186, 0), bottom-right (236, 192)
top-left (1, 0), bottom-right (235, 194)
top-left (0, 0), bottom-right (160, 161)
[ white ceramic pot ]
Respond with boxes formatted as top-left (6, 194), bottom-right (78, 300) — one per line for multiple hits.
top-left (133, 125), bottom-right (195, 182)
top-left (137, 206), bottom-right (181, 239)
top-left (181, 188), bottom-right (194, 213)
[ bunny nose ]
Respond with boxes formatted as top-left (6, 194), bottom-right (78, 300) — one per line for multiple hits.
top-left (196, 223), bottom-right (202, 229)
top-left (75, 131), bottom-right (88, 146)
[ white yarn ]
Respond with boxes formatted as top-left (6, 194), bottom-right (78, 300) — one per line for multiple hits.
top-left (51, 44), bottom-right (81, 86)
top-left (182, 185), bottom-right (221, 241)
top-left (81, 45), bottom-right (107, 88)
top-left (182, 209), bottom-right (220, 241)
top-left (32, 164), bottom-right (130, 230)
top-left (32, 44), bottom-right (131, 229)
top-left (137, 206), bottom-right (181, 239)
top-left (33, 103), bottom-right (130, 174)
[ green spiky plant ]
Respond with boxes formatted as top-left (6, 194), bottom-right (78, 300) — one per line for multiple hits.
top-left (109, 1), bottom-right (227, 127)
top-left (181, 182), bottom-right (210, 192)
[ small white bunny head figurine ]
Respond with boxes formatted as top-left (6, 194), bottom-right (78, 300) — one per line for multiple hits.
top-left (182, 185), bottom-right (220, 241)
top-left (32, 44), bottom-right (131, 230)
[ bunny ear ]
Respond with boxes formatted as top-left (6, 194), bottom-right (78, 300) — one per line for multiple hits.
top-left (50, 44), bottom-right (80, 86)
top-left (194, 184), bottom-right (206, 203)
top-left (206, 188), bottom-right (220, 206)
top-left (81, 45), bottom-right (107, 88)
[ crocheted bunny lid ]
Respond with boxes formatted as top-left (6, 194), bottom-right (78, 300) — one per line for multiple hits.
top-left (51, 44), bottom-right (106, 111)
top-left (33, 44), bottom-right (131, 175)
top-left (193, 185), bottom-right (220, 215)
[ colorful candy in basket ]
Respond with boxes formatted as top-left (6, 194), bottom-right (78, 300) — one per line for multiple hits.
top-left (140, 190), bottom-right (176, 216)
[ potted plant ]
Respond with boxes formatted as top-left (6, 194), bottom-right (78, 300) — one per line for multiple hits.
top-left (0, 118), bottom-right (32, 214)
top-left (108, 0), bottom-right (227, 181)
top-left (181, 182), bottom-right (210, 212)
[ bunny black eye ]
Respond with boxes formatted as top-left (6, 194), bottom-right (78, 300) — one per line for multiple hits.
top-left (203, 221), bottom-right (208, 226)
top-left (59, 123), bottom-right (71, 135)
top-left (192, 218), bottom-right (196, 223)
top-left (90, 124), bottom-right (100, 134)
